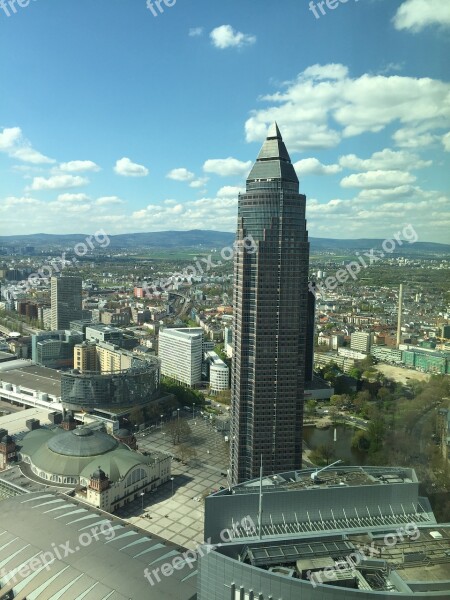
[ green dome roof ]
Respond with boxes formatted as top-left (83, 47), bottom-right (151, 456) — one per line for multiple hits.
top-left (47, 428), bottom-right (118, 457)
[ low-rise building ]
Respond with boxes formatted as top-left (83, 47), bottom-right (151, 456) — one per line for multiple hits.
top-left (204, 351), bottom-right (229, 393)
top-left (17, 424), bottom-right (171, 513)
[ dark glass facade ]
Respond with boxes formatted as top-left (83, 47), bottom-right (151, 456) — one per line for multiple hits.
top-left (230, 124), bottom-right (310, 483)
top-left (61, 357), bottom-right (160, 410)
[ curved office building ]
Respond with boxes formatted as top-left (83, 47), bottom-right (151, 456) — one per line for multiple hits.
top-left (61, 357), bottom-right (160, 410)
top-left (199, 466), bottom-right (450, 599)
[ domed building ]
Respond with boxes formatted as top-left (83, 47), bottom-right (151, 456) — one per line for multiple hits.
top-left (18, 426), bottom-right (171, 512)
top-left (113, 427), bottom-right (137, 450)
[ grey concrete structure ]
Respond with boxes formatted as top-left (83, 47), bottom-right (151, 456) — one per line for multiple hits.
top-left (231, 123), bottom-right (310, 484)
top-left (0, 492), bottom-right (197, 599)
top-left (198, 466), bottom-right (449, 599)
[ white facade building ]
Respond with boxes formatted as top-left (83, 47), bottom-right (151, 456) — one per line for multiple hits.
top-left (158, 327), bottom-right (203, 386)
top-left (205, 351), bottom-right (229, 393)
top-left (350, 331), bottom-right (371, 354)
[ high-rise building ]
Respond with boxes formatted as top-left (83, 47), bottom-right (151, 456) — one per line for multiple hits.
top-left (50, 276), bottom-right (82, 330)
top-left (350, 331), bottom-right (371, 354)
top-left (158, 327), bottom-right (203, 387)
top-left (230, 123), bottom-right (310, 484)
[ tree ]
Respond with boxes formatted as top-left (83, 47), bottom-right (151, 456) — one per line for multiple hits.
top-left (360, 355), bottom-right (375, 369)
top-left (367, 417), bottom-right (385, 454)
top-left (305, 399), bottom-right (317, 416)
top-left (352, 430), bottom-right (370, 452)
top-left (311, 443), bottom-right (335, 466)
top-left (348, 367), bottom-right (362, 380)
top-left (377, 387), bottom-right (391, 402)
top-left (329, 406), bottom-right (340, 426)
top-left (164, 418), bottom-right (191, 445)
top-left (129, 407), bottom-right (145, 426)
top-left (176, 444), bottom-right (197, 464)
top-left (330, 394), bottom-right (349, 410)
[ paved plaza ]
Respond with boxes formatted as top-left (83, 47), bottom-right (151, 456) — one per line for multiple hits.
top-left (116, 414), bottom-right (230, 549)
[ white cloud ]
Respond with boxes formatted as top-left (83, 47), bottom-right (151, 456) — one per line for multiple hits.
top-left (57, 193), bottom-right (91, 203)
top-left (203, 157), bottom-right (252, 177)
top-left (189, 177), bottom-right (209, 189)
top-left (210, 25), bottom-right (256, 49)
top-left (59, 160), bottom-right (100, 173)
top-left (166, 167), bottom-right (195, 181)
top-left (392, 126), bottom-right (438, 148)
top-left (356, 185), bottom-right (417, 201)
top-left (27, 175), bottom-right (89, 191)
top-left (339, 148), bottom-right (431, 171)
top-left (340, 170), bottom-right (416, 189)
top-left (393, 0), bottom-right (450, 32)
top-left (245, 64), bottom-right (450, 151)
top-left (129, 191), bottom-right (239, 233)
top-left (0, 126), bottom-right (55, 164)
top-left (294, 158), bottom-right (341, 177)
top-left (305, 186), bottom-right (450, 242)
top-left (442, 132), bottom-right (450, 152)
top-left (114, 157), bottom-right (149, 177)
top-left (189, 27), bottom-right (203, 37)
top-left (95, 196), bottom-right (124, 206)
top-left (217, 186), bottom-right (244, 198)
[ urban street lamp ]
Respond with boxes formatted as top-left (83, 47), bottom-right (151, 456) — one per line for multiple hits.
top-left (177, 408), bottom-right (180, 422)
top-left (160, 414), bottom-right (163, 429)
top-left (192, 403), bottom-right (195, 420)
top-left (170, 476), bottom-right (174, 497)
top-left (140, 491), bottom-right (145, 511)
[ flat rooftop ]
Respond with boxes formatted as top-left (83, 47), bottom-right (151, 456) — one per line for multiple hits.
top-left (232, 524), bottom-right (450, 595)
top-left (0, 491), bottom-right (198, 599)
top-left (0, 364), bottom-right (61, 396)
top-left (0, 407), bottom-right (53, 437)
top-left (226, 466), bottom-right (417, 496)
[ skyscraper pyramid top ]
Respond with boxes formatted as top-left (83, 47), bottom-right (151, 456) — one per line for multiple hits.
top-left (267, 121), bottom-right (282, 139)
top-left (247, 122), bottom-right (298, 184)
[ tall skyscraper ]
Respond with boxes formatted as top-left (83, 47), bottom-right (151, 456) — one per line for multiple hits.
top-left (230, 123), bottom-right (310, 484)
top-left (50, 276), bottom-right (82, 330)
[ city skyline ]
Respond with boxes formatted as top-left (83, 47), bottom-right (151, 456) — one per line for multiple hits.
top-left (0, 1), bottom-right (449, 242)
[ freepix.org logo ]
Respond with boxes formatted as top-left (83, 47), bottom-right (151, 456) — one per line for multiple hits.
top-left (0, 0), bottom-right (37, 18)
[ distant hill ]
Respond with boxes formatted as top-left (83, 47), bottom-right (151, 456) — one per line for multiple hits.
top-left (0, 230), bottom-right (449, 255)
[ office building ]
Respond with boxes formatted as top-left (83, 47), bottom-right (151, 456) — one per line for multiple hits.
top-left (158, 327), bottom-right (203, 386)
top-left (32, 330), bottom-right (83, 369)
top-left (231, 123), bottom-right (310, 484)
top-left (61, 356), bottom-right (160, 410)
top-left (73, 341), bottom-right (99, 372)
top-left (50, 275), bottom-right (82, 330)
top-left (350, 331), bottom-right (371, 354)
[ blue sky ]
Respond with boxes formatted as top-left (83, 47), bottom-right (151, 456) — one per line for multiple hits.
top-left (0, 0), bottom-right (449, 242)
